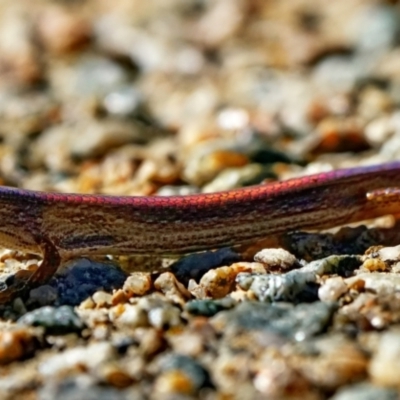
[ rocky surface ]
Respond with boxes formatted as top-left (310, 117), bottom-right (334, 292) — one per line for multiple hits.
top-left (0, 0), bottom-right (400, 398)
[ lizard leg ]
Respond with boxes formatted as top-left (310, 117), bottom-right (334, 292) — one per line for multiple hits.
top-left (26, 237), bottom-right (61, 285)
top-left (0, 238), bottom-right (61, 304)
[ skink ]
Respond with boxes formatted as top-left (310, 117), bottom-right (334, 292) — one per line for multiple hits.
top-left (1, 161), bottom-right (400, 303)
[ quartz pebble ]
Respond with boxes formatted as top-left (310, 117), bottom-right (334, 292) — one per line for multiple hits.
top-left (123, 272), bottom-right (152, 297)
top-left (318, 277), bottom-right (348, 302)
top-left (154, 272), bottom-right (191, 305)
top-left (254, 248), bottom-right (300, 270)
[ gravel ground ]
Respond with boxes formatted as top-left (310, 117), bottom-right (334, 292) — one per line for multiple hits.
top-left (0, 1), bottom-right (400, 399)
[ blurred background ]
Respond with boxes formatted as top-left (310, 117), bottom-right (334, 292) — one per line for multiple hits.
top-left (0, 0), bottom-right (399, 195)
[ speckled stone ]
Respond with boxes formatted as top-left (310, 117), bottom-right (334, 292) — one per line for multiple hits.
top-left (18, 305), bottom-right (85, 335)
top-left (49, 259), bottom-right (127, 306)
top-left (185, 297), bottom-right (236, 317)
top-left (211, 301), bottom-right (337, 342)
top-left (254, 248), bottom-right (300, 271)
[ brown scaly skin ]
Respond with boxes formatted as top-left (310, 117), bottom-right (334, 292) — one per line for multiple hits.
top-left (1, 161), bottom-right (400, 303)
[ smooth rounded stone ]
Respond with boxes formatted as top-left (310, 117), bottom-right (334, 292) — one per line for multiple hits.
top-left (185, 297), bottom-right (236, 317)
top-left (157, 354), bottom-right (212, 393)
top-left (147, 304), bottom-right (182, 329)
top-left (331, 382), bottom-right (398, 400)
top-left (236, 268), bottom-right (318, 303)
top-left (18, 305), bottom-right (85, 335)
top-left (202, 163), bottom-right (276, 192)
top-left (39, 342), bottom-right (116, 376)
top-left (318, 277), bottom-right (348, 302)
top-left (212, 301), bottom-right (336, 342)
top-left (345, 272), bottom-right (400, 294)
top-left (153, 370), bottom-right (198, 397)
top-left (0, 328), bottom-right (39, 365)
top-left (112, 304), bottom-right (148, 328)
top-left (50, 258), bottom-right (127, 306)
top-left (369, 330), bottom-right (400, 386)
top-left (123, 273), bottom-right (152, 297)
top-left (100, 363), bottom-right (134, 388)
top-left (103, 86), bottom-right (142, 117)
top-left (254, 248), bottom-right (300, 271)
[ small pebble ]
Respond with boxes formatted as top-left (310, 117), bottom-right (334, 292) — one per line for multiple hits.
top-left (92, 291), bottom-right (113, 308)
top-left (18, 305), bottom-right (85, 335)
top-left (123, 272), bottom-right (152, 297)
top-left (154, 272), bottom-right (191, 305)
top-left (148, 304), bottom-right (182, 329)
top-left (0, 328), bottom-right (39, 365)
top-left (113, 304), bottom-right (148, 329)
top-left (254, 248), bottom-right (300, 271)
top-left (318, 277), bottom-right (348, 302)
top-left (362, 258), bottom-right (388, 272)
top-left (158, 354), bottom-right (211, 393)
